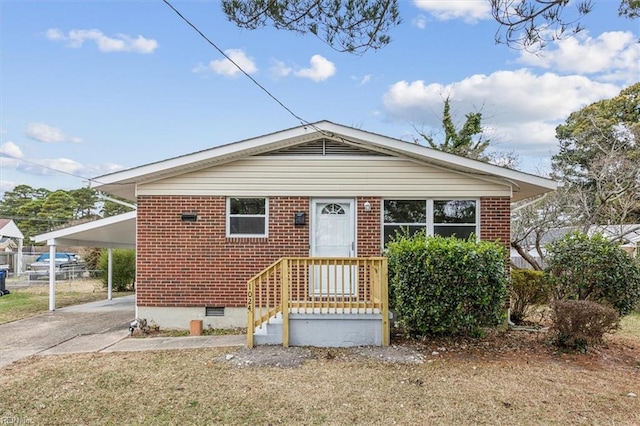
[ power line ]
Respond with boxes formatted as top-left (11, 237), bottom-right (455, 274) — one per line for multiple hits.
top-left (3, 1), bottom-right (337, 189)
top-left (0, 152), bottom-right (92, 182)
top-left (161, 0), bottom-right (329, 136)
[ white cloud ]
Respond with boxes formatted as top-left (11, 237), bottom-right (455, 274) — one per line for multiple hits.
top-left (351, 74), bottom-right (372, 85)
top-left (25, 123), bottom-right (82, 144)
top-left (46, 28), bottom-right (65, 41)
top-left (412, 0), bottom-right (491, 23)
top-left (23, 158), bottom-right (124, 178)
top-left (0, 141), bottom-right (23, 158)
top-left (0, 142), bottom-right (22, 177)
top-left (270, 59), bottom-right (292, 78)
top-left (518, 31), bottom-right (640, 84)
top-left (197, 49), bottom-right (258, 77)
top-left (0, 179), bottom-right (16, 194)
top-left (46, 28), bottom-right (158, 54)
top-left (412, 15), bottom-right (427, 29)
top-left (382, 70), bottom-right (620, 164)
top-left (294, 55), bottom-right (336, 82)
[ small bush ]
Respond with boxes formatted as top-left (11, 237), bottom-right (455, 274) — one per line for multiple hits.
top-left (510, 269), bottom-right (552, 324)
top-left (98, 249), bottom-right (136, 292)
top-left (387, 232), bottom-right (508, 336)
top-left (550, 299), bottom-right (619, 351)
top-left (545, 232), bottom-right (640, 316)
top-left (80, 247), bottom-right (102, 271)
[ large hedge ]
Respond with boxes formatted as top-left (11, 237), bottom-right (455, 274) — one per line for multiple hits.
top-left (387, 233), bottom-right (508, 336)
top-left (545, 232), bottom-right (640, 316)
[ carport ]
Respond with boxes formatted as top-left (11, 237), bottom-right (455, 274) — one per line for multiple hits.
top-left (34, 211), bottom-right (136, 311)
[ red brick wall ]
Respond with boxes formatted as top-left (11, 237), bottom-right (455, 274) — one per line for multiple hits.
top-left (479, 196), bottom-right (511, 249)
top-left (136, 195), bottom-right (510, 308)
top-left (357, 197), bottom-right (382, 256)
top-left (137, 196), bottom-right (383, 308)
top-left (136, 196), bottom-right (309, 308)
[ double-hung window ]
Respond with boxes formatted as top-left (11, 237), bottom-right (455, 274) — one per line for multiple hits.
top-left (433, 200), bottom-right (477, 239)
top-left (383, 199), bottom-right (478, 244)
top-left (227, 197), bottom-right (268, 237)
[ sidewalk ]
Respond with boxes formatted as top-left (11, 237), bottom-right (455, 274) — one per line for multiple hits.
top-left (41, 333), bottom-right (245, 356)
top-left (0, 295), bottom-right (244, 368)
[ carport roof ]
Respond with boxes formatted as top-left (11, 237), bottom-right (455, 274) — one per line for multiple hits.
top-left (34, 211), bottom-right (136, 249)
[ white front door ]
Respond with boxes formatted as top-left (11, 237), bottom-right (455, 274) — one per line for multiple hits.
top-left (311, 199), bottom-right (356, 295)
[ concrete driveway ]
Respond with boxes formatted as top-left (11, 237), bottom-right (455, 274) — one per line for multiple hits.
top-left (0, 295), bottom-right (135, 368)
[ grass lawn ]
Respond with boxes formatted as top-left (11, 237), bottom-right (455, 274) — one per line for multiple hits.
top-left (620, 310), bottom-right (640, 337)
top-left (0, 313), bottom-right (638, 425)
top-left (0, 279), bottom-right (133, 324)
top-left (0, 344), bottom-right (638, 425)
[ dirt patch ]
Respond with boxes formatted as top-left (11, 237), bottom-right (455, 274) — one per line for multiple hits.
top-left (215, 327), bottom-right (640, 372)
top-left (220, 344), bottom-right (425, 368)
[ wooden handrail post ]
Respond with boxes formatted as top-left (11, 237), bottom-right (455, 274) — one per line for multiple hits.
top-left (247, 279), bottom-right (255, 348)
top-left (381, 257), bottom-right (390, 347)
top-left (281, 258), bottom-right (290, 348)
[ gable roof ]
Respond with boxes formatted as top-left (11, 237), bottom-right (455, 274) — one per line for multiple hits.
top-left (90, 121), bottom-right (556, 202)
top-left (0, 218), bottom-right (24, 239)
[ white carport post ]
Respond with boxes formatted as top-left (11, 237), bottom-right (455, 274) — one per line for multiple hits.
top-left (107, 248), bottom-right (113, 300)
top-left (48, 243), bottom-right (56, 311)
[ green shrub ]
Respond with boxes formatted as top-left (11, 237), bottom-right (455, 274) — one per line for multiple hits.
top-left (545, 232), bottom-right (640, 316)
top-left (80, 247), bottom-right (102, 271)
top-left (387, 232), bottom-right (508, 336)
top-left (550, 299), bottom-right (619, 351)
top-left (510, 269), bottom-right (552, 324)
top-left (98, 249), bottom-right (136, 292)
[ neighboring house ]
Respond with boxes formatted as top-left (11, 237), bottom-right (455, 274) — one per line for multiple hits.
top-left (83, 121), bottom-right (556, 346)
top-left (0, 219), bottom-right (25, 272)
top-left (591, 224), bottom-right (640, 257)
top-left (0, 237), bottom-right (17, 251)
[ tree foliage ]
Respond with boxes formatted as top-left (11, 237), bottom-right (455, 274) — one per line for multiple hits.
top-left (221, 0), bottom-right (638, 53)
top-left (512, 83), bottom-right (640, 270)
top-left (416, 98), bottom-right (490, 161)
top-left (545, 232), bottom-right (640, 317)
top-left (221, 0), bottom-right (401, 53)
top-left (490, 0), bottom-right (593, 50)
top-left (387, 232), bottom-right (508, 336)
top-left (0, 185), bottom-right (136, 242)
top-left (552, 83), bottom-right (640, 226)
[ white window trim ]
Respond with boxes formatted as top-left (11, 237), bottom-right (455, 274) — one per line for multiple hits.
top-left (226, 197), bottom-right (269, 238)
top-left (431, 198), bottom-right (480, 240)
top-left (381, 198), bottom-right (481, 247)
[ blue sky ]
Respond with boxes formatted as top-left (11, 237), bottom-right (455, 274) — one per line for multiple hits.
top-left (1, 0), bottom-right (638, 196)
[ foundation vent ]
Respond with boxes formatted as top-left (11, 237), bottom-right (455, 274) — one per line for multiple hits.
top-left (205, 307), bottom-right (225, 317)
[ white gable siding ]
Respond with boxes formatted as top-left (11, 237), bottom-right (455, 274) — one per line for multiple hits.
top-left (137, 157), bottom-right (512, 198)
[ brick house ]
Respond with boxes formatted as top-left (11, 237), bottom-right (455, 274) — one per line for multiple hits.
top-left (89, 121), bottom-right (555, 346)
